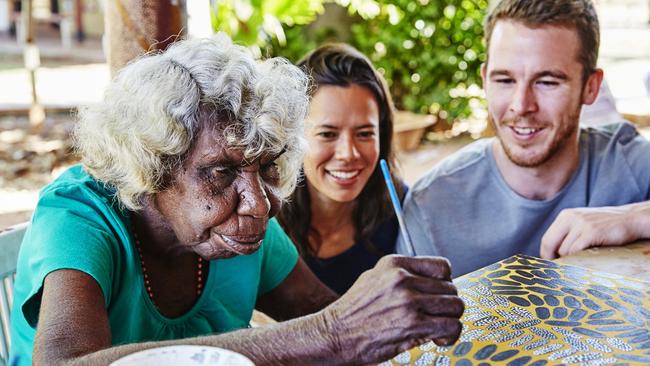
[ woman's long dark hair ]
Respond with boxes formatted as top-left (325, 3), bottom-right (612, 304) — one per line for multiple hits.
top-left (277, 43), bottom-right (404, 257)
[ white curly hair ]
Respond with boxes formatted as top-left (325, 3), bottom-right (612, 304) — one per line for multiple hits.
top-left (74, 33), bottom-right (309, 210)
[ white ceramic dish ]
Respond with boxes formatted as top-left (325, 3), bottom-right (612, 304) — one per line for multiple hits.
top-left (110, 345), bottom-right (255, 366)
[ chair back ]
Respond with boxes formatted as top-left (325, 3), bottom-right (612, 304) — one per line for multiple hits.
top-left (0, 222), bottom-right (28, 365)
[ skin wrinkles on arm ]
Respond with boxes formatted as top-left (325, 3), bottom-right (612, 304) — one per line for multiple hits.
top-left (540, 200), bottom-right (650, 259)
top-left (256, 259), bottom-right (339, 321)
top-left (34, 255), bottom-right (464, 366)
top-left (34, 269), bottom-right (338, 366)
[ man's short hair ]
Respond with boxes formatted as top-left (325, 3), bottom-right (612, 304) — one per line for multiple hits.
top-left (484, 0), bottom-right (600, 83)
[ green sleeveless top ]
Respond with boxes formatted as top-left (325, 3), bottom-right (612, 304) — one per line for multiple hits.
top-left (9, 165), bottom-right (298, 366)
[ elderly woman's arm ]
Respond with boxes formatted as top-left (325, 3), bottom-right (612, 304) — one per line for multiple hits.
top-left (33, 268), bottom-right (336, 366)
top-left (34, 256), bottom-right (463, 366)
top-left (255, 259), bottom-right (339, 321)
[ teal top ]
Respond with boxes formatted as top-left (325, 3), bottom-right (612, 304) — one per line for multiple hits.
top-left (9, 165), bottom-right (299, 366)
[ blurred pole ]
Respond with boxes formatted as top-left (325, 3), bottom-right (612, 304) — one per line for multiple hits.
top-left (74, 0), bottom-right (84, 41)
top-left (60, 0), bottom-right (72, 49)
top-left (21, 0), bottom-right (45, 128)
top-left (105, 0), bottom-right (185, 76)
top-left (0, 0), bottom-right (9, 32)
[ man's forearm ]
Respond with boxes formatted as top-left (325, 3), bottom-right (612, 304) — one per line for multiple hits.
top-left (64, 311), bottom-right (341, 366)
top-left (541, 200), bottom-right (650, 259)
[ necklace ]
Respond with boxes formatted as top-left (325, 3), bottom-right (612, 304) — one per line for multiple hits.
top-left (132, 229), bottom-right (205, 302)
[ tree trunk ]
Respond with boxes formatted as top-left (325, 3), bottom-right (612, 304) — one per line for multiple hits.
top-left (104, 0), bottom-right (185, 76)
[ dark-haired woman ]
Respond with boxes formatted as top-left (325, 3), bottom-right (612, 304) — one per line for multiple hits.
top-left (278, 44), bottom-right (407, 294)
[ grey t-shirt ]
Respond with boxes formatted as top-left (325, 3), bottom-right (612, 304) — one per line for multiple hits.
top-left (397, 122), bottom-right (650, 277)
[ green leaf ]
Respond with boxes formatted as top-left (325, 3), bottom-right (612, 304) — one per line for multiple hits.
top-left (211, 0), bottom-right (325, 46)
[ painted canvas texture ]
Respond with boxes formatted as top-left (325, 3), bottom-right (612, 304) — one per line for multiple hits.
top-left (383, 255), bottom-right (650, 366)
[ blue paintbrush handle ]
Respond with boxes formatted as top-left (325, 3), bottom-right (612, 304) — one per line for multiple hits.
top-left (379, 159), bottom-right (416, 256)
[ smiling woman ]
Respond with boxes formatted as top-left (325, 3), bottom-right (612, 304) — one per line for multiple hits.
top-left (8, 34), bottom-right (464, 366)
top-left (277, 44), bottom-right (407, 294)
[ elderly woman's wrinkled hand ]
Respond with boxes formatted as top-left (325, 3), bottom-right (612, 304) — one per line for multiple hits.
top-left (322, 255), bottom-right (464, 364)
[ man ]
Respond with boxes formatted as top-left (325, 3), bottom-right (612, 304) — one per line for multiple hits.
top-left (398, 0), bottom-right (650, 277)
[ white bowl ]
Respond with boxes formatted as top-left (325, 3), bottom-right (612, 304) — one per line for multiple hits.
top-left (110, 345), bottom-right (255, 366)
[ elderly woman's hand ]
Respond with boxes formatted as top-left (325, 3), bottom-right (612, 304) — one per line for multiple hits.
top-left (322, 255), bottom-right (464, 364)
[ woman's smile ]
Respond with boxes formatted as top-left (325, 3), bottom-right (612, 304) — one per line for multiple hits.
top-left (326, 169), bottom-right (362, 185)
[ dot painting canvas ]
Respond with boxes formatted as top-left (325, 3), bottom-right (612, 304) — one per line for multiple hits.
top-left (383, 255), bottom-right (650, 366)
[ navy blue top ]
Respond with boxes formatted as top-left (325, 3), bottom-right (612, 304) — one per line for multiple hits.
top-left (303, 215), bottom-right (400, 294)
top-left (304, 185), bottom-right (408, 294)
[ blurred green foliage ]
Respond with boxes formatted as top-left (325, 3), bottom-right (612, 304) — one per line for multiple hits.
top-left (213, 0), bottom-right (488, 123)
top-left (350, 0), bottom-right (488, 121)
top-left (211, 0), bottom-right (325, 46)
top-left (264, 23), bottom-right (335, 62)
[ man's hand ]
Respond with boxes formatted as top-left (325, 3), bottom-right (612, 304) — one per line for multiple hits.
top-left (321, 255), bottom-right (464, 365)
top-left (540, 202), bottom-right (650, 259)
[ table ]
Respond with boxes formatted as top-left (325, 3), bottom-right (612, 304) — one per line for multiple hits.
top-left (384, 253), bottom-right (650, 365)
top-left (556, 240), bottom-right (650, 282)
top-left (254, 242), bottom-right (650, 364)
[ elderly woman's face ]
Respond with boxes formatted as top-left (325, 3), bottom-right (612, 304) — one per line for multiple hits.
top-left (154, 124), bottom-right (283, 260)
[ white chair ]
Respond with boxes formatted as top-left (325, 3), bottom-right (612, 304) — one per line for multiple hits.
top-left (0, 222), bottom-right (28, 365)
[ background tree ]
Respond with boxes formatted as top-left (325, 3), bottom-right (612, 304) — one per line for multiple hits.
top-left (104, 0), bottom-right (184, 75)
top-left (212, 0), bottom-right (488, 126)
top-left (210, 0), bottom-right (325, 55)
top-left (349, 0), bottom-right (487, 123)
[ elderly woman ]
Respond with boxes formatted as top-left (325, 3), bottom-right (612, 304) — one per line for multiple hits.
top-left (9, 34), bottom-right (463, 366)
